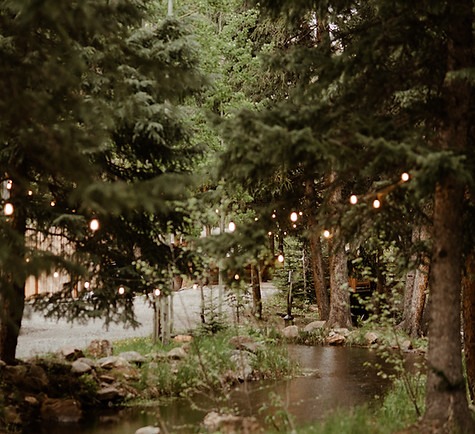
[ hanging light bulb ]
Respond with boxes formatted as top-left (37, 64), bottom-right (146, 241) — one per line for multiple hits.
top-left (234, 274), bottom-right (240, 280)
top-left (350, 195), bottom-right (358, 205)
top-left (118, 286), bottom-right (125, 295)
top-left (228, 221), bottom-right (236, 232)
top-left (154, 288), bottom-right (161, 297)
top-left (323, 230), bottom-right (331, 238)
top-left (290, 212), bottom-right (298, 222)
top-left (373, 199), bottom-right (381, 209)
top-left (277, 254), bottom-right (284, 263)
top-left (4, 203), bottom-right (14, 216)
top-left (401, 172), bottom-right (410, 182)
top-left (89, 218), bottom-right (99, 232)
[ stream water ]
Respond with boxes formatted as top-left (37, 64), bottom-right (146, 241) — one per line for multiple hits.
top-left (39, 345), bottom-right (411, 434)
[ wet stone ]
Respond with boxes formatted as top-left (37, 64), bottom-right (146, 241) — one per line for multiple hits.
top-left (41, 397), bottom-right (82, 423)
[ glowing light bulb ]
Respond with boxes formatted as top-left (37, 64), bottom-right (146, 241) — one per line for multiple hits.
top-left (89, 218), bottom-right (99, 231)
top-left (234, 274), bottom-right (240, 280)
top-left (118, 286), bottom-right (125, 295)
top-left (228, 221), bottom-right (236, 232)
top-left (28, 190), bottom-right (33, 196)
top-left (50, 201), bottom-right (55, 207)
top-left (272, 213), bottom-right (276, 219)
top-left (323, 230), bottom-right (331, 238)
top-left (277, 254), bottom-right (284, 263)
top-left (6, 180), bottom-right (12, 190)
top-left (373, 199), bottom-right (381, 209)
top-left (350, 195), bottom-right (358, 205)
top-left (290, 212), bottom-right (298, 222)
top-left (268, 231), bottom-right (272, 236)
top-left (84, 281), bottom-right (90, 289)
top-left (154, 288), bottom-right (161, 297)
top-left (401, 172), bottom-right (410, 182)
top-left (4, 203), bottom-right (14, 216)
top-left (53, 271), bottom-right (59, 278)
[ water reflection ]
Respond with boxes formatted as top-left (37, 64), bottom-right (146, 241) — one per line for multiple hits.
top-left (38, 345), bottom-right (409, 434)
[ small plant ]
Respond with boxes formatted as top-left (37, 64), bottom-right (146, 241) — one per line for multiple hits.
top-left (259, 391), bottom-right (297, 433)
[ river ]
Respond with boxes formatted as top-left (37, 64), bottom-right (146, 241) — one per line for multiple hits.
top-left (38, 345), bottom-right (404, 434)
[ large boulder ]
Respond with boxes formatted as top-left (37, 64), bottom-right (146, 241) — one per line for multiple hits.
top-left (303, 321), bottom-right (326, 333)
top-left (167, 347), bottom-right (187, 360)
top-left (97, 356), bottom-right (130, 369)
top-left (326, 333), bottom-right (346, 346)
top-left (282, 325), bottom-right (299, 339)
top-left (71, 360), bottom-right (93, 374)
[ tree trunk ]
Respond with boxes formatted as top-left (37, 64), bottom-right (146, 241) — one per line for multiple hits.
top-left (422, 1), bottom-right (474, 431)
top-left (463, 251), bottom-right (475, 404)
top-left (251, 264), bottom-right (262, 319)
top-left (0, 181), bottom-right (27, 364)
top-left (304, 179), bottom-right (330, 320)
top-left (423, 179), bottom-right (473, 432)
top-left (326, 178), bottom-right (351, 329)
top-left (401, 226), bottom-right (430, 338)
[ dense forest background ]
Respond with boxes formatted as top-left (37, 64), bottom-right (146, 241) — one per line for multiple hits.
top-left (1, 0), bottom-right (475, 432)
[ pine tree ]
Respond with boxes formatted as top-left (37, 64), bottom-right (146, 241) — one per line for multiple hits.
top-left (220, 0), bottom-right (475, 430)
top-left (0, 0), bottom-right (206, 363)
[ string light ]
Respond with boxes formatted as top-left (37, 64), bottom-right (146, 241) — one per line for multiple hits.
top-left (401, 172), bottom-right (410, 182)
top-left (28, 190), bottom-right (33, 196)
top-left (84, 282), bottom-right (90, 289)
top-left (323, 230), bottom-right (331, 238)
top-left (118, 286), bottom-right (125, 295)
top-left (4, 203), bottom-right (14, 216)
top-left (277, 254), bottom-right (284, 263)
top-left (373, 199), bottom-right (381, 209)
top-left (272, 213), bottom-right (276, 219)
top-left (6, 180), bottom-right (12, 190)
top-left (234, 274), bottom-right (240, 280)
top-left (290, 212), bottom-right (298, 222)
top-left (268, 231), bottom-right (272, 236)
top-left (228, 221), bottom-right (236, 232)
top-left (89, 218), bottom-right (99, 232)
top-left (350, 195), bottom-right (358, 205)
top-left (53, 272), bottom-right (59, 278)
top-left (154, 288), bottom-right (161, 297)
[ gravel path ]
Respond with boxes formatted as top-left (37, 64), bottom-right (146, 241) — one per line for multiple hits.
top-left (17, 283), bottom-right (278, 359)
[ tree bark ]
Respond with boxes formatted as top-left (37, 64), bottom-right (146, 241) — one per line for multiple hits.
top-left (423, 179), bottom-right (473, 432)
top-left (326, 178), bottom-right (352, 329)
top-left (0, 181), bottom-right (27, 364)
top-left (401, 225), bottom-right (430, 338)
top-left (462, 251), bottom-right (475, 404)
top-left (251, 264), bottom-right (262, 319)
top-left (422, 0), bottom-right (474, 431)
top-left (304, 179), bottom-right (330, 320)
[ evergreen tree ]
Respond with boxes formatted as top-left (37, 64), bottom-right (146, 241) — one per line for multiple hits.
top-left (219, 0), bottom-right (475, 431)
top-left (0, 0), bottom-right (206, 363)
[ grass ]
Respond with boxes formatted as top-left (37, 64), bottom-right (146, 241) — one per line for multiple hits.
top-left (112, 326), bottom-right (296, 402)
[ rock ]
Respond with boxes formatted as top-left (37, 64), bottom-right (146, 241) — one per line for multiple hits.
top-left (71, 360), bottom-right (93, 374)
top-left (334, 328), bottom-right (350, 337)
top-left (167, 347), bottom-right (187, 360)
top-left (99, 374), bottom-right (116, 384)
top-left (27, 364), bottom-right (50, 391)
top-left (173, 334), bottom-right (193, 343)
top-left (41, 398), bottom-right (82, 423)
top-left (203, 411), bottom-right (262, 433)
top-left (303, 321), bottom-right (326, 333)
top-left (365, 332), bottom-right (379, 345)
top-left (401, 339), bottom-right (413, 351)
top-left (135, 426), bottom-right (161, 434)
top-left (60, 346), bottom-right (84, 361)
top-left (96, 386), bottom-right (123, 402)
top-left (0, 359), bottom-right (6, 369)
top-left (326, 333), bottom-right (346, 346)
top-left (88, 339), bottom-right (113, 358)
top-left (282, 325), bottom-right (299, 339)
top-left (97, 356), bottom-right (130, 369)
top-left (230, 350), bottom-right (253, 381)
top-left (118, 351), bottom-right (146, 365)
top-left (229, 336), bottom-right (260, 353)
top-left (24, 395), bottom-right (39, 406)
top-left (4, 406), bottom-right (21, 425)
